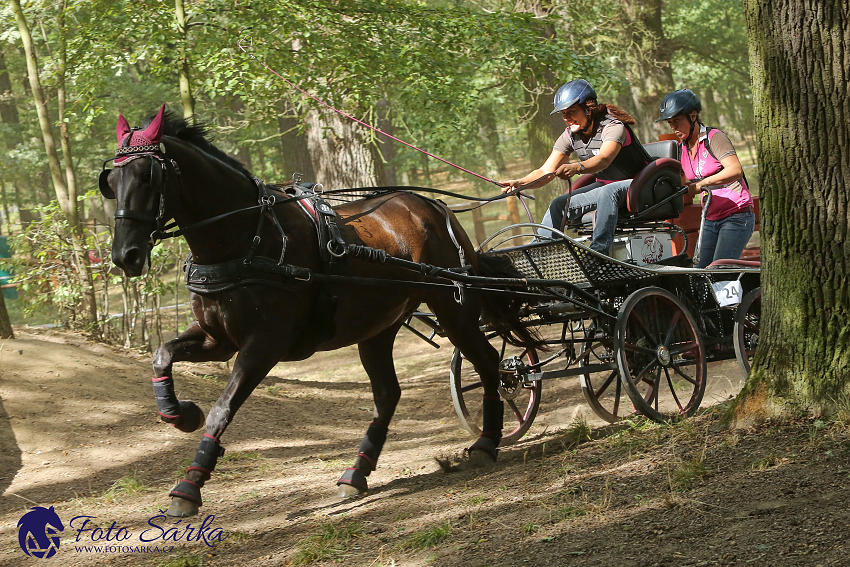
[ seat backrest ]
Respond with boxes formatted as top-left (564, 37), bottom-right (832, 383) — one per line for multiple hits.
top-left (626, 158), bottom-right (684, 219)
top-left (643, 140), bottom-right (680, 161)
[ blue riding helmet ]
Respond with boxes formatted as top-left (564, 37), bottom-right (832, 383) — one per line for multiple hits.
top-left (549, 79), bottom-right (597, 115)
top-left (656, 89), bottom-right (702, 122)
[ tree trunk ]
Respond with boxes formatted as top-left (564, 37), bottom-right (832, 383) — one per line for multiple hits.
top-left (175, 0), bottom-right (195, 121)
top-left (375, 98), bottom-right (397, 186)
top-left (278, 107), bottom-right (316, 182)
top-left (0, 289), bottom-right (13, 339)
top-left (304, 106), bottom-right (386, 190)
top-left (618, 0), bottom-right (676, 143)
top-left (0, 49), bottom-right (39, 229)
top-left (11, 0), bottom-right (97, 328)
top-left (518, 0), bottom-right (567, 219)
top-left (729, 0), bottom-right (850, 423)
top-left (11, 0), bottom-right (74, 222)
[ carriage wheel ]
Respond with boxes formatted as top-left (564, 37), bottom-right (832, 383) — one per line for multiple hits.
top-left (579, 334), bottom-right (635, 423)
top-left (734, 287), bottom-right (761, 377)
top-left (613, 287), bottom-right (707, 422)
top-left (450, 333), bottom-right (541, 445)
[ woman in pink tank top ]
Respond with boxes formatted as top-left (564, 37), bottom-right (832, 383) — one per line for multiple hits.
top-left (657, 89), bottom-right (755, 268)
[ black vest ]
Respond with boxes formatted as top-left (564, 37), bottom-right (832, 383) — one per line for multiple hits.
top-left (570, 115), bottom-right (651, 181)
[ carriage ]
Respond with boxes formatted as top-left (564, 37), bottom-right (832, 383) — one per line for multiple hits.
top-left (409, 138), bottom-right (762, 442)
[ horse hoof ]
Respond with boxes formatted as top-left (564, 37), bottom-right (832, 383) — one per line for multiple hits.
top-left (166, 496), bottom-right (200, 517)
top-left (336, 468), bottom-right (368, 498)
top-left (466, 448), bottom-right (497, 469)
top-left (337, 483), bottom-right (364, 499)
top-left (174, 401), bottom-right (205, 433)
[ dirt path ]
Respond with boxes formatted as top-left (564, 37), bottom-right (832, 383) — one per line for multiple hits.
top-left (1, 328), bottom-right (847, 567)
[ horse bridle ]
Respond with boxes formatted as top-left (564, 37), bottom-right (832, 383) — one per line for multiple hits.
top-left (99, 138), bottom-right (180, 245)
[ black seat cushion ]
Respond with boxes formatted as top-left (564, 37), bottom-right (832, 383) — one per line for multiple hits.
top-left (643, 140), bottom-right (681, 161)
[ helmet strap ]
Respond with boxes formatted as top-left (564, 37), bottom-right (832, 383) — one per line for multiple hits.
top-left (684, 116), bottom-right (698, 146)
top-left (580, 108), bottom-right (594, 136)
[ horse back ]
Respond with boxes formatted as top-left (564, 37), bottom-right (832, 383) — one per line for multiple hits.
top-left (333, 190), bottom-right (475, 270)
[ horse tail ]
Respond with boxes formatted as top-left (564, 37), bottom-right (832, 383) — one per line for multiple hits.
top-left (474, 253), bottom-right (546, 351)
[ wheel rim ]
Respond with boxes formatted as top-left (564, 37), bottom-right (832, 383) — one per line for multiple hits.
top-left (734, 287), bottom-right (761, 377)
top-left (450, 333), bottom-right (541, 445)
top-left (614, 287), bottom-right (706, 422)
top-left (579, 336), bottom-right (635, 423)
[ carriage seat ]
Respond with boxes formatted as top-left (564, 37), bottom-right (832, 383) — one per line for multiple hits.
top-left (565, 140), bottom-right (684, 228)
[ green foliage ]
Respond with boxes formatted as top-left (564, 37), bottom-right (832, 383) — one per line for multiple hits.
top-left (3, 194), bottom-right (184, 347)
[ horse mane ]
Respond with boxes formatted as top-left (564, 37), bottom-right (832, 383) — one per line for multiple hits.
top-left (143, 110), bottom-right (253, 181)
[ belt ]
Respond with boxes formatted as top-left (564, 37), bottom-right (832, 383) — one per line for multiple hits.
top-left (741, 206), bottom-right (754, 214)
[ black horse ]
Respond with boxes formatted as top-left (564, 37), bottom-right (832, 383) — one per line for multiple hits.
top-left (101, 105), bottom-right (536, 517)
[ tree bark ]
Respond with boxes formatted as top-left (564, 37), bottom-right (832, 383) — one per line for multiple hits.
top-left (618, 0), bottom-right (676, 143)
top-left (729, 0), bottom-right (850, 422)
top-left (278, 106), bottom-right (315, 182)
top-left (0, 289), bottom-right (13, 339)
top-left (375, 98), bottom-right (397, 186)
top-left (175, 0), bottom-right (195, 121)
top-left (304, 106), bottom-right (387, 190)
top-left (518, 0), bottom-right (567, 219)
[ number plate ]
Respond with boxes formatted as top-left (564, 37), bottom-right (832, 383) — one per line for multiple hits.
top-left (711, 280), bottom-right (743, 308)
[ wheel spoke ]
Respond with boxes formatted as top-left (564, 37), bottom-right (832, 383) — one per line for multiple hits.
top-left (595, 370), bottom-right (617, 398)
top-left (613, 378), bottom-right (622, 416)
top-left (623, 341), bottom-right (656, 356)
top-left (743, 320), bottom-right (759, 332)
top-left (631, 311), bottom-right (658, 345)
top-left (664, 367), bottom-right (684, 412)
top-left (460, 381), bottom-right (484, 393)
top-left (663, 310), bottom-right (682, 346)
top-left (507, 399), bottom-right (524, 422)
top-left (670, 363), bottom-right (699, 385)
top-left (647, 367), bottom-right (661, 408)
top-left (670, 341), bottom-right (699, 356)
top-left (635, 358), bottom-right (659, 385)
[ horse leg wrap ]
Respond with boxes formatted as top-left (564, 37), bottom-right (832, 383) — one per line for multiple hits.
top-left (152, 376), bottom-right (204, 433)
top-left (337, 468), bottom-right (369, 492)
top-left (170, 434), bottom-right (225, 505)
top-left (470, 395), bottom-right (503, 460)
top-left (481, 395), bottom-right (504, 445)
top-left (355, 421), bottom-right (388, 476)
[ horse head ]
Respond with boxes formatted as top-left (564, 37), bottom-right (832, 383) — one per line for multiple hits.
top-left (101, 105), bottom-right (170, 277)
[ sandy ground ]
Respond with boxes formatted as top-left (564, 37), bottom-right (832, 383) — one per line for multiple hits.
top-left (1, 326), bottom-right (848, 567)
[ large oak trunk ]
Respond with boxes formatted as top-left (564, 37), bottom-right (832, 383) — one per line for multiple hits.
top-left (304, 107), bottom-right (387, 190)
top-left (732, 0), bottom-right (849, 420)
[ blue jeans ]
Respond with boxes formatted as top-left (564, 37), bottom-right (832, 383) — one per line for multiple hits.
top-left (696, 211), bottom-right (755, 268)
top-left (541, 179), bottom-right (632, 255)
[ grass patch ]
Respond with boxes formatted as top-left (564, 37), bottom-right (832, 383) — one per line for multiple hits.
top-left (291, 522), bottom-right (363, 565)
top-left (560, 417), bottom-right (592, 447)
top-left (751, 451), bottom-right (782, 470)
top-left (219, 450), bottom-right (263, 464)
top-left (558, 504), bottom-right (589, 520)
top-left (265, 385), bottom-right (282, 395)
top-left (101, 473), bottom-right (147, 502)
top-left (398, 521), bottom-right (452, 550)
top-left (670, 455), bottom-right (710, 491)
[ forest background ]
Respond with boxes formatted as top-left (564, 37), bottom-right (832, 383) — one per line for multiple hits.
top-left (0, 0), bottom-right (754, 348)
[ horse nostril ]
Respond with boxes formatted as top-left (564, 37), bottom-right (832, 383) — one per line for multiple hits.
top-left (122, 248), bottom-right (141, 267)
